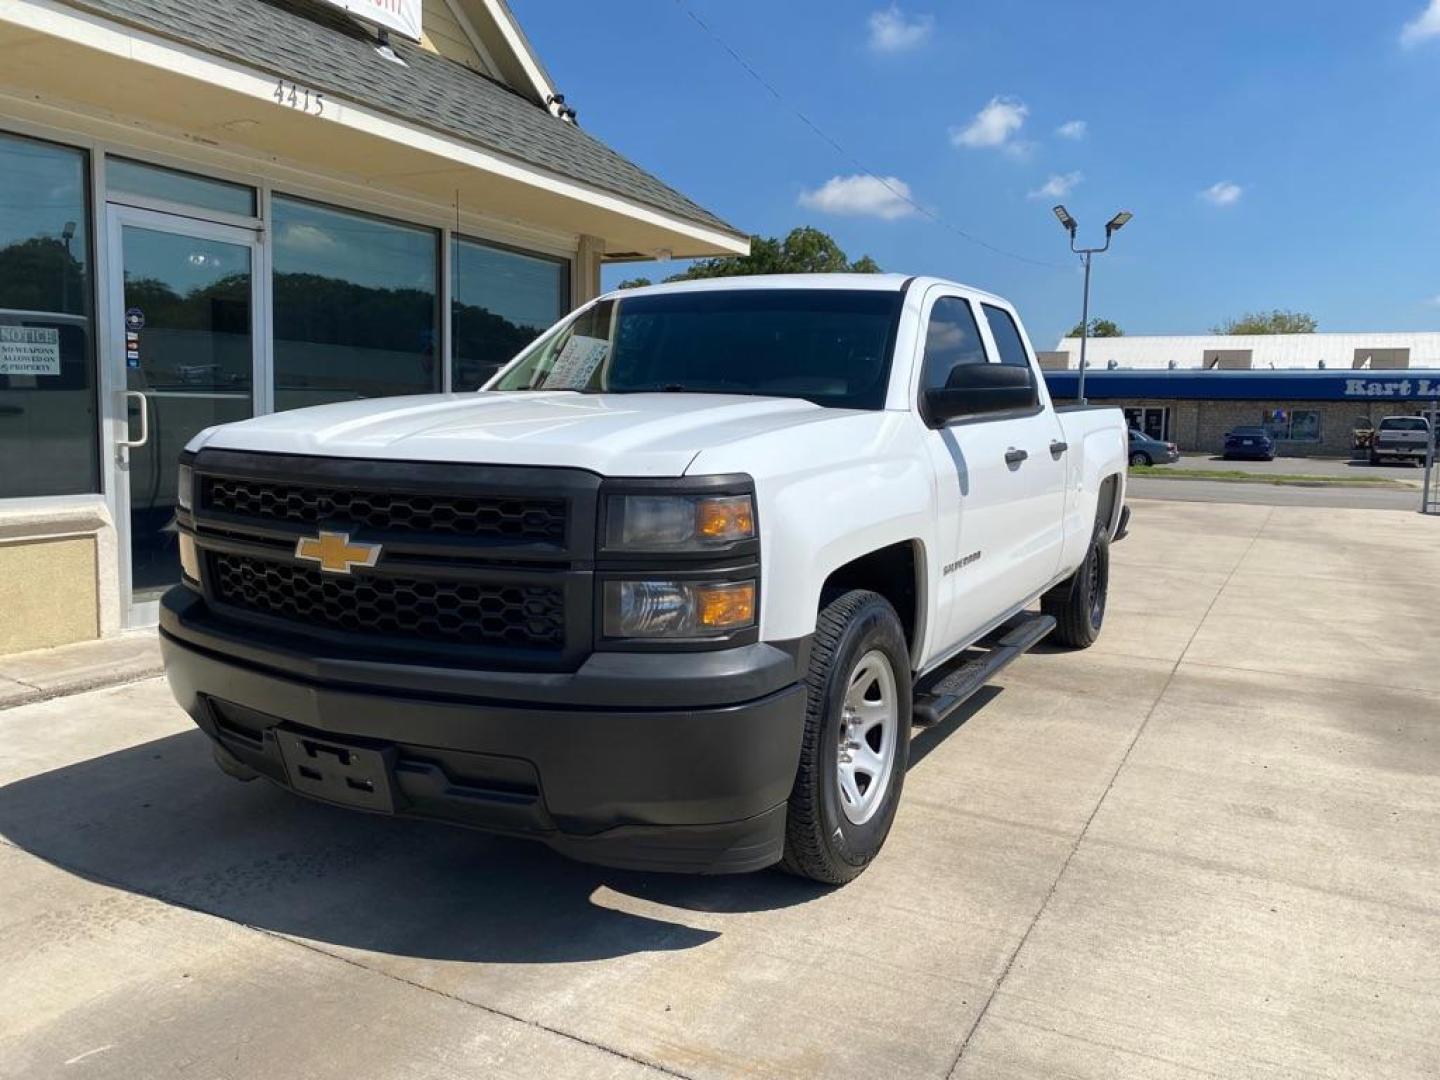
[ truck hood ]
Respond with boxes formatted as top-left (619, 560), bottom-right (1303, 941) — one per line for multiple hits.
top-left (194, 391), bottom-right (847, 476)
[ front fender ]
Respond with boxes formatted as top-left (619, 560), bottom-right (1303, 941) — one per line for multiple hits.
top-left (687, 413), bottom-right (935, 645)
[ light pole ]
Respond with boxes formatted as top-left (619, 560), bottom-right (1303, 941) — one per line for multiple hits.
top-left (1052, 206), bottom-right (1132, 404)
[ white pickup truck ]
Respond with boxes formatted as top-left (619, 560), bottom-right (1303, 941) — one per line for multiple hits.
top-left (161, 274), bottom-right (1128, 884)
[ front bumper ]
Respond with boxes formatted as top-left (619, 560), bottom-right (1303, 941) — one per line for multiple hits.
top-left (161, 588), bottom-right (808, 874)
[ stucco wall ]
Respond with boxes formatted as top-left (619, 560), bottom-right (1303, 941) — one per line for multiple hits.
top-left (0, 496), bottom-right (117, 655)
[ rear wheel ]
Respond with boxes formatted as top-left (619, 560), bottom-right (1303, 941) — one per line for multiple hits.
top-left (781, 590), bottom-right (911, 885)
top-left (1042, 528), bottom-right (1110, 649)
top-left (1129, 451), bottom-right (1151, 467)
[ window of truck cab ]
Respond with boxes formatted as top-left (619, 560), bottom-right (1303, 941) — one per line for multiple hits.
top-left (916, 294), bottom-right (1038, 413)
top-left (491, 288), bottom-right (904, 410)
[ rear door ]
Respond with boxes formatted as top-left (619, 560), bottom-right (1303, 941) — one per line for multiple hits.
top-left (975, 301), bottom-right (1068, 602)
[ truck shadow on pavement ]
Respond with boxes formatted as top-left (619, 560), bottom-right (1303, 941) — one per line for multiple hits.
top-left (0, 690), bottom-right (1002, 965)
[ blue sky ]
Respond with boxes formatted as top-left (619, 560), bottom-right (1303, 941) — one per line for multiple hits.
top-left (509, 0), bottom-right (1440, 347)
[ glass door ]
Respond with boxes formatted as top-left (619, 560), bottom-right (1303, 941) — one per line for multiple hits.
top-left (107, 207), bottom-right (262, 623)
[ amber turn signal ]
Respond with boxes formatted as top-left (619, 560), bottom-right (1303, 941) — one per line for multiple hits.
top-left (696, 495), bottom-right (755, 542)
top-left (698, 581), bottom-right (756, 630)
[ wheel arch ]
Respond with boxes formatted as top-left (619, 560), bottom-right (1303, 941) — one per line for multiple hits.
top-left (818, 540), bottom-right (926, 669)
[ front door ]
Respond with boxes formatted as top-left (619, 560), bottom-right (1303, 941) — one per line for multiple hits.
top-left (107, 207), bottom-right (262, 623)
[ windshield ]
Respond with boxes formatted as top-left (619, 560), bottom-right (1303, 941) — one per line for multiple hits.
top-left (1230, 426), bottom-right (1267, 436)
top-left (491, 289), bottom-right (904, 410)
top-left (1379, 418), bottom-right (1427, 431)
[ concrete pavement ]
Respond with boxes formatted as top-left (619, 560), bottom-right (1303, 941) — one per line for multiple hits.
top-left (1, 500), bottom-right (1438, 1079)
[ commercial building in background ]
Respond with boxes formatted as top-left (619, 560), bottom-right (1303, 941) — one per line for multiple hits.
top-left (1040, 332), bottom-right (1440, 456)
top-left (0, 0), bottom-right (746, 656)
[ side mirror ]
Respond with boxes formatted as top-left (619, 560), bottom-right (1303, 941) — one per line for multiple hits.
top-left (922, 363), bottom-right (1035, 427)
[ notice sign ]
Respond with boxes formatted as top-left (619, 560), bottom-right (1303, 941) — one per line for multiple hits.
top-left (316, 0), bottom-right (422, 40)
top-left (0, 326), bottom-right (61, 376)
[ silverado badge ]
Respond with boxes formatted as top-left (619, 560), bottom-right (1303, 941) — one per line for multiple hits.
top-left (294, 530), bottom-right (382, 575)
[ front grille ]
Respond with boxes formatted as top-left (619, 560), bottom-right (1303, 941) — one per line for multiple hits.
top-left (209, 552), bottom-right (565, 649)
top-left (203, 477), bottom-right (566, 543)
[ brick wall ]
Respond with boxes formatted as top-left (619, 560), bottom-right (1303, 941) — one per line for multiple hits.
top-left (1104, 398), bottom-right (1436, 456)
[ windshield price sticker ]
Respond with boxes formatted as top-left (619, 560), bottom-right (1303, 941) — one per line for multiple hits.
top-left (545, 335), bottom-right (610, 389)
top-left (0, 326), bottom-right (61, 376)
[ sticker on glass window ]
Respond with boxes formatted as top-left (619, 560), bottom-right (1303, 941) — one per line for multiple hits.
top-left (0, 326), bottom-right (61, 376)
top-left (545, 334), bottom-right (609, 389)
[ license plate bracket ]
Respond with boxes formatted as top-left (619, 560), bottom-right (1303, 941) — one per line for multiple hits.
top-left (275, 728), bottom-right (398, 813)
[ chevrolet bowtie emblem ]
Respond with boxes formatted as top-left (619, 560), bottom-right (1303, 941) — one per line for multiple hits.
top-left (294, 530), bottom-right (382, 575)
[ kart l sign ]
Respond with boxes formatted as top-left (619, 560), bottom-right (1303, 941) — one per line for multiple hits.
top-left (317, 0), bottom-right (422, 41)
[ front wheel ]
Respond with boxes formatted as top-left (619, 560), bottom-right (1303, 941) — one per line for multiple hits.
top-left (1042, 529), bottom-right (1110, 649)
top-left (781, 590), bottom-right (912, 885)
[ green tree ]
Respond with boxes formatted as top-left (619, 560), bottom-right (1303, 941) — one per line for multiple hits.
top-left (1210, 309), bottom-right (1318, 335)
top-left (664, 226), bottom-right (880, 281)
top-left (614, 277), bottom-right (653, 289)
top-left (1068, 318), bottom-right (1124, 338)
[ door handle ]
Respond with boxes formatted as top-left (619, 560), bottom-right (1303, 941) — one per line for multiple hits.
top-left (1004, 448), bottom-right (1028, 466)
top-left (1050, 440), bottom-right (1069, 457)
top-left (118, 390), bottom-right (150, 449)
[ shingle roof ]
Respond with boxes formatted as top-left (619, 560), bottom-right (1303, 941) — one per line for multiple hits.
top-left (67, 0), bottom-right (740, 238)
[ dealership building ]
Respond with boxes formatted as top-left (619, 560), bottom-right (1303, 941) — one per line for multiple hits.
top-left (1040, 332), bottom-right (1440, 455)
top-left (0, 0), bottom-right (746, 656)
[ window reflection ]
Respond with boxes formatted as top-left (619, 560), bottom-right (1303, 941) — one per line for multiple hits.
top-left (0, 132), bottom-right (97, 498)
top-left (107, 157), bottom-right (256, 218)
top-left (272, 196), bottom-right (439, 411)
top-left (452, 238), bottom-right (567, 391)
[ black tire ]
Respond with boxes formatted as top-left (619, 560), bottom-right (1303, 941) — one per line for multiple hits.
top-left (1129, 451), bottom-right (1151, 467)
top-left (1042, 529), bottom-right (1110, 649)
top-left (1369, 450), bottom-right (1381, 466)
top-left (781, 590), bottom-right (912, 885)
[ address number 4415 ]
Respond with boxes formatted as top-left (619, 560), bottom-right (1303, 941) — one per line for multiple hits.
top-left (274, 79), bottom-right (325, 116)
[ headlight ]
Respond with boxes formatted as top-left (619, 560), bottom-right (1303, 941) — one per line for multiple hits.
top-left (177, 463), bottom-right (194, 512)
top-left (604, 493), bottom-right (754, 551)
top-left (603, 579), bottom-right (756, 638)
top-left (179, 532), bottom-right (201, 586)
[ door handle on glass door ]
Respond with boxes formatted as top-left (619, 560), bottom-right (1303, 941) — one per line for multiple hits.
top-left (1004, 448), bottom-right (1028, 465)
top-left (118, 390), bottom-right (150, 449)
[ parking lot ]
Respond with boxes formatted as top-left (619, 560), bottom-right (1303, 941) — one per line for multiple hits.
top-left (2, 498), bottom-right (1437, 1079)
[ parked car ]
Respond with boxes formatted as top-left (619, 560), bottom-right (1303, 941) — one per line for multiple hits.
top-left (161, 274), bottom-right (1129, 884)
top-left (1369, 415), bottom-right (1431, 466)
top-left (1127, 428), bottom-right (1179, 466)
top-left (1222, 425), bottom-right (1276, 461)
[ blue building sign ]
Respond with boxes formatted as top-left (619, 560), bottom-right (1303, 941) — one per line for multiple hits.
top-left (1043, 369), bottom-right (1440, 402)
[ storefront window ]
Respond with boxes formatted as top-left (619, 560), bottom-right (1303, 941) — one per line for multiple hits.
top-left (107, 157), bottom-right (256, 218)
top-left (1262, 408), bottom-right (1320, 441)
top-left (451, 238), bottom-right (568, 391)
top-left (272, 196), bottom-right (439, 411)
top-left (1289, 410), bottom-right (1321, 441)
top-left (1260, 408), bottom-right (1289, 440)
top-left (0, 132), bottom-right (97, 498)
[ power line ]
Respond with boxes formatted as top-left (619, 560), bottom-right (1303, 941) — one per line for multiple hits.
top-left (672, 0), bottom-right (1067, 271)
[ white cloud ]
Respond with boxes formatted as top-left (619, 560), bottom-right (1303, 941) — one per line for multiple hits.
top-left (868, 4), bottom-right (933, 52)
top-left (1056, 119), bottom-right (1088, 140)
top-left (951, 96), bottom-right (1029, 151)
top-left (1200, 181), bottom-right (1244, 206)
top-left (1028, 171), bottom-right (1083, 200)
top-left (1426, 293), bottom-right (1440, 306)
top-left (1401, 0), bottom-right (1440, 46)
top-left (277, 222), bottom-right (339, 253)
top-left (798, 174), bottom-right (916, 220)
